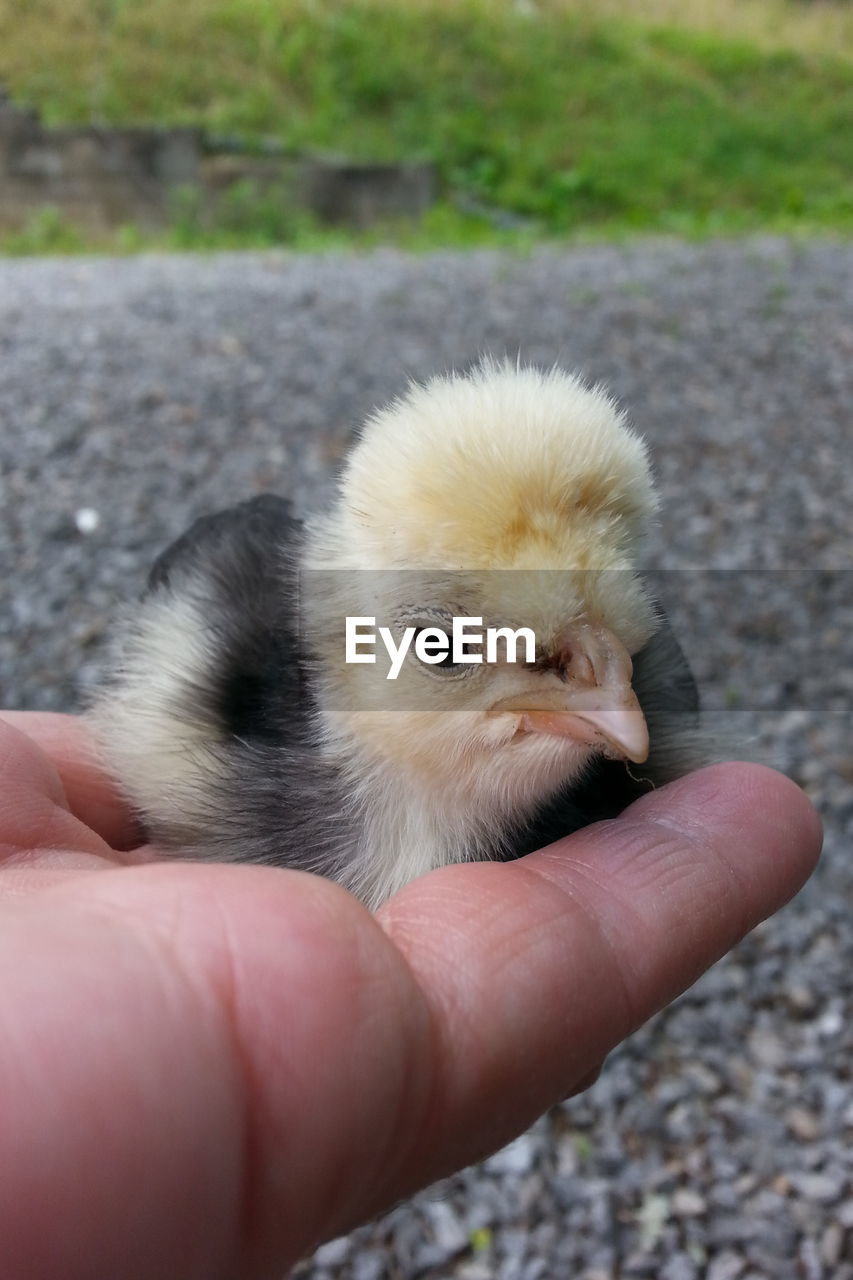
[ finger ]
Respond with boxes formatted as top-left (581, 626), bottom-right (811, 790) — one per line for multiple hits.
top-left (565, 1061), bottom-right (605, 1098)
top-left (376, 764), bottom-right (821, 1198)
top-left (0, 718), bottom-right (117, 869)
top-left (0, 712), bottom-right (141, 851)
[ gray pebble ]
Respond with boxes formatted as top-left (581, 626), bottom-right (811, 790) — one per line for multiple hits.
top-left (350, 1249), bottom-right (387, 1280)
top-left (789, 1171), bottom-right (846, 1205)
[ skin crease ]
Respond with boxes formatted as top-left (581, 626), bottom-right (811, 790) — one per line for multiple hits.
top-left (0, 711), bottom-right (822, 1280)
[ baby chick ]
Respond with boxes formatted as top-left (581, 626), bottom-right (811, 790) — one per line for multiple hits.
top-left (92, 359), bottom-right (704, 908)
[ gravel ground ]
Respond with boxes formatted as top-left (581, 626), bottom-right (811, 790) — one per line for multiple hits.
top-left (1, 238), bottom-right (851, 1277)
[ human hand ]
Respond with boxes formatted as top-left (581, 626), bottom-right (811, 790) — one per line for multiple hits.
top-left (0, 711), bottom-right (821, 1279)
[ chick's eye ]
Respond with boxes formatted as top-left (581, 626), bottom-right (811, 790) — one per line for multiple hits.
top-left (412, 626), bottom-right (467, 673)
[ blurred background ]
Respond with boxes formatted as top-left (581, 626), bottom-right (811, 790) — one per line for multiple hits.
top-left (0, 0), bottom-right (851, 251)
top-left (0, 2), bottom-right (851, 1278)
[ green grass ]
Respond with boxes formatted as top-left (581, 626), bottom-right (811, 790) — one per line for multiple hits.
top-left (0, 0), bottom-right (851, 252)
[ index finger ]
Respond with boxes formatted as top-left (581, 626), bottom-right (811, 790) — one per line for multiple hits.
top-left (0, 712), bottom-right (142, 851)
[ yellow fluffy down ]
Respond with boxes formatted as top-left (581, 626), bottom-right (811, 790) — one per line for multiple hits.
top-left (336, 359), bottom-right (658, 572)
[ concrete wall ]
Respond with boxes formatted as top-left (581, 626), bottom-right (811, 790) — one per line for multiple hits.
top-left (0, 91), bottom-right (437, 233)
top-left (0, 92), bottom-right (204, 231)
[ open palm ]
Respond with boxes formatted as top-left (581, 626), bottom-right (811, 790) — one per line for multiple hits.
top-left (0, 711), bottom-right (821, 1280)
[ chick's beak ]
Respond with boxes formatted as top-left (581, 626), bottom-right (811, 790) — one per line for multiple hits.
top-left (491, 621), bottom-right (650, 764)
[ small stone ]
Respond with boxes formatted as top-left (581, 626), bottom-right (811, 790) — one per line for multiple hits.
top-left (684, 1062), bottom-right (721, 1095)
top-left (414, 1242), bottom-right (455, 1270)
top-left (351, 1249), bottom-right (386, 1280)
top-left (672, 1188), bottom-right (706, 1217)
top-left (786, 1107), bottom-right (821, 1141)
top-left (521, 1261), bottom-right (548, 1280)
top-left (622, 1254), bottom-right (663, 1277)
top-left (217, 333), bottom-right (245, 357)
top-left (311, 1236), bottom-right (350, 1267)
top-left (817, 1005), bottom-right (844, 1037)
top-left (837, 1199), bottom-right (853, 1228)
top-left (74, 506), bottom-right (100, 534)
top-left (708, 1183), bottom-right (739, 1212)
top-left (495, 1227), bottom-right (528, 1273)
top-left (555, 1136), bottom-right (579, 1177)
top-left (707, 1216), bottom-right (765, 1247)
top-left (423, 1200), bottom-right (468, 1256)
top-left (661, 1254), bottom-right (700, 1280)
top-left (786, 983), bottom-right (818, 1015)
top-left (789, 1171), bottom-right (844, 1204)
top-left (457, 1264), bottom-right (494, 1280)
top-left (744, 1189), bottom-right (788, 1218)
top-left (484, 1133), bottom-right (537, 1176)
top-left (799, 1237), bottom-right (823, 1280)
top-left (637, 1192), bottom-right (670, 1249)
top-left (706, 1251), bottom-right (746, 1280)
top-left (821, 1223), bottom-right (845, 1267)
top-left (748, 1027), bottom-right (787, 1068)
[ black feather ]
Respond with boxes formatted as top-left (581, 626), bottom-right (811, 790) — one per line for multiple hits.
top-left (147, 494), bottom-right (307, 744)
top-left (126, 496), bottom-right (360, 874)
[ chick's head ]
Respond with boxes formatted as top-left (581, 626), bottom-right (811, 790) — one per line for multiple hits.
top-left (305, 360), bottom-right (659, 816)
